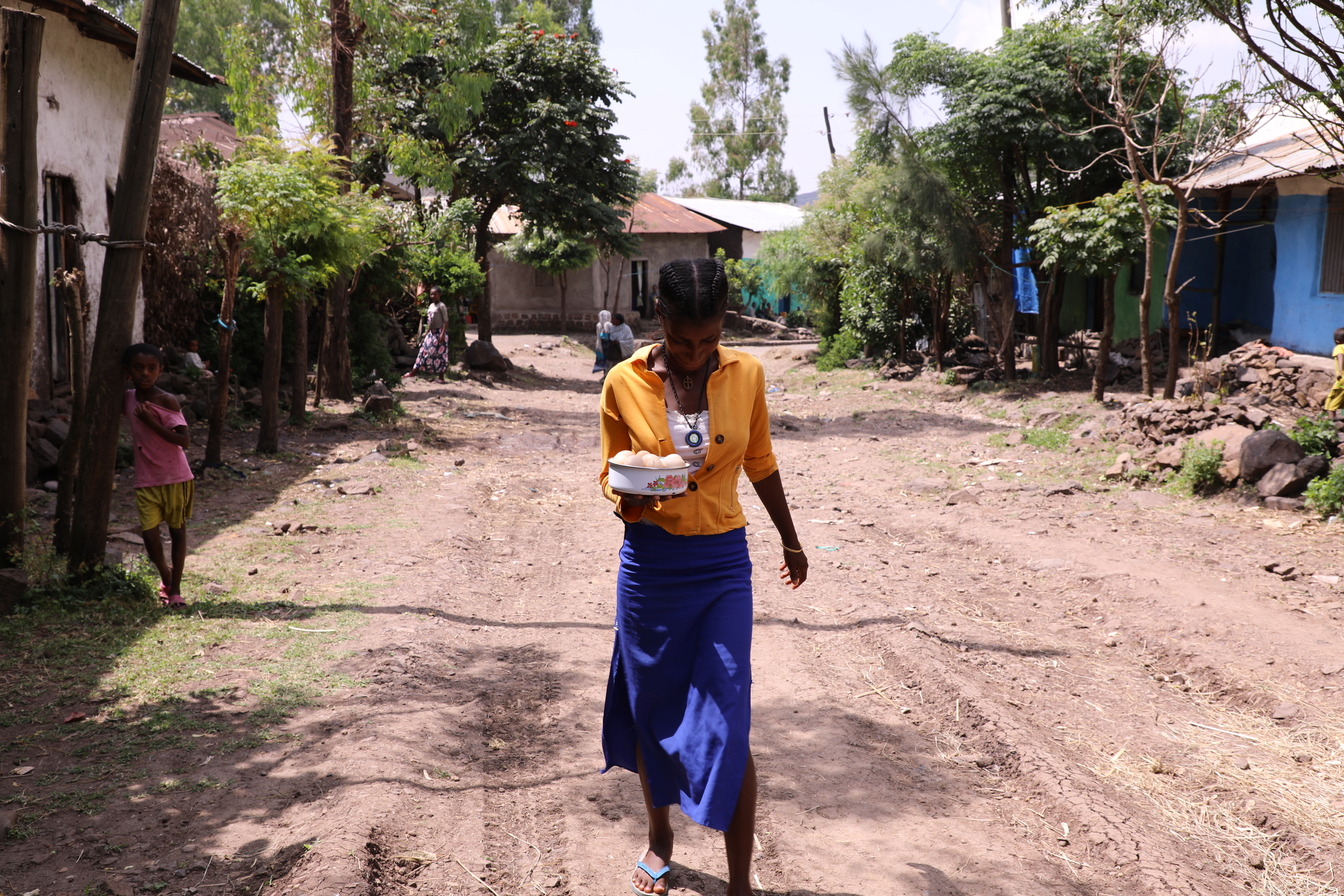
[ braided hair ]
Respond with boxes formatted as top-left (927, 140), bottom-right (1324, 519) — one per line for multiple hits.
top-left (655, 258), bottom-right (729, 321)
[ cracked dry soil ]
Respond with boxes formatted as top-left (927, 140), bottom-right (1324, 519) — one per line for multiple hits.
top-left (4, 333), bottom-right (1344, 896)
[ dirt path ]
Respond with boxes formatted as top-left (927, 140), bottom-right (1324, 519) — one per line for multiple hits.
top-left (5, 334), bottom-right (1344, 896)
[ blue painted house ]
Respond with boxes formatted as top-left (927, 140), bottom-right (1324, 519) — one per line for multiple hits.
top-left (1180, 126), bottom-right (1344, 356)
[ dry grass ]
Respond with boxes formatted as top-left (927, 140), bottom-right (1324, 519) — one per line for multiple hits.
top-left (1080, 679), bottom-right (1344, 896)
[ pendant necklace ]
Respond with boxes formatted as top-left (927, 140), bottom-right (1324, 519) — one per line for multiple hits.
top-left (665, 346), bottom-right (710, 448)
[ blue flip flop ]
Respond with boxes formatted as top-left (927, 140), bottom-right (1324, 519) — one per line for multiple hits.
top-left (630, 860), bottom-right (671, 894)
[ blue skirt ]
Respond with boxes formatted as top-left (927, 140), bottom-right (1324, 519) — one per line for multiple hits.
top-left (602, 523), bottom-right (753, 832)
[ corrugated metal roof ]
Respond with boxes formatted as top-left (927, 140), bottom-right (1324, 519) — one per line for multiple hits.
top-left (1187, 126), bottom-right (1344, 190)
top-left (489, 193), bottom-right (725, 236)
top-left (665, 196), bottom-right (805, 232)
top-left (15, 0), bottom-right (224, 86)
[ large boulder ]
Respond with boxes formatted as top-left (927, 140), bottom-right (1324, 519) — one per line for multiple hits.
top-left (1257, 462), bottom-right (1312, 498)
top-left (465, 340), bottom-right (513, 372)
top-left (1298, 453), bottom-right (1331, 481)
top-left (1194, 423), bottom-right (1254, 479)
top-left (1240, 429), bottom-right (1305, 483)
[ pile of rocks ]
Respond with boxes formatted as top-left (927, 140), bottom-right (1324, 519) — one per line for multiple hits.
top-left (1175, 340), bottom-right (1334, 408)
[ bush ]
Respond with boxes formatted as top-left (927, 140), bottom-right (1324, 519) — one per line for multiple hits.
top-left (816, 330), bottom-right (863, 372)
top-left (1289, 414), bottom-right (1338, 457)
top-left (1173, 440), bottom-right (1225, 496)
top-left (1304, 464), bottom-right (1344, 516)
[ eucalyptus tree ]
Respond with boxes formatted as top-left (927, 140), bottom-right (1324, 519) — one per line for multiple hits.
top-left (686, 0), bottom-right (795, 201)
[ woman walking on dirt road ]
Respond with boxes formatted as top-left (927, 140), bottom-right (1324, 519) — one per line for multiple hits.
top-left (598, 257), bottom-right (808, 896)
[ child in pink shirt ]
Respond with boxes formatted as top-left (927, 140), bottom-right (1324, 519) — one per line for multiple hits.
top-left (122, 343), bottom-right (194, 607)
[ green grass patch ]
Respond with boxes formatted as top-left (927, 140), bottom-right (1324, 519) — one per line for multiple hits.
top-left (1022, 429), bottom-right (1070, 450)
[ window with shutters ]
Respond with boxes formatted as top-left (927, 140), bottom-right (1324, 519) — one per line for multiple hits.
top-left (1322, 187), bottom-right (1344, 294)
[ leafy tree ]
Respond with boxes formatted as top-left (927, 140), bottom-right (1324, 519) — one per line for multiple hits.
top-left (756, 157), bottom-right (863, 337)
top-left (493, 0), bottom-right (599, 43)
top-left (504, 228), bottom-right (597, 334)
top-left (216, 140), bottom-right (388, 452)
top-left (835, 19), bottom-right (1165, 377)
top-left (855, 138), bottom-right (988, 371)
top-left (106, 0), bottom-right (289, 119)
top-left (1031, 182), bottom-right (1175, 400)
top-left (687, 0), bottom-right (796, 201)
top-left (1057, 8), bottom-right (1267, 397)
top-left (371, 20), bottom-right (639, 342)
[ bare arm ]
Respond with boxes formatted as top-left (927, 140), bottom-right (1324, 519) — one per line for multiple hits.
top-left (751, 470), bottom-right (807, 588)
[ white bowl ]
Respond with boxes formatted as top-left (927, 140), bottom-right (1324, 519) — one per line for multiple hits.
top-left (607, 459), bottom-right (690, 496)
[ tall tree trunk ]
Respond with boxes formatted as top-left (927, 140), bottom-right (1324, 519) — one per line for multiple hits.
top-left (68, 0), bottom-right (181, 572)
top-left (53, 269), bottom-right (88, 554)
top-left (474, 202), bottom-right (502, 343)
top-left (289, 296), bottom-right (308, 425)
top-left (206, 231), bottom-right (242, 466)
top-left (1000, 146), bottom-right (1017, 381)
top-left (0, 8), bottom-right (44, 567)
top-left (1039, 263), bottom-right (1061, 377)
top-left (1162, 189), bottom-right (1192, 399)
top-left (318, 274), bottom-right (352, 400)
top-left (317, 0), bottom-right (356, 401)
top-left (257, 280), bottom-right (284, 454)
top-left (558, 271), bottom-right (568, 335)
top-left (1092, 273), bottom-right (1116, 402)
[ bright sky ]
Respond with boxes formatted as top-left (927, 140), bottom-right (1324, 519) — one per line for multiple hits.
top-left (591, 0), bottom-right (1255, 196)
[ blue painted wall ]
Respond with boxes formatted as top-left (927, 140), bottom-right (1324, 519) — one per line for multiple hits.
top-left (1271, 193), bottom-right (1344, 355)
top-left (1173, 195), bottom-right (1276, 333)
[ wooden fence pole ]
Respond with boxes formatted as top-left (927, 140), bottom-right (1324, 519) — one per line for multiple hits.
top-left (67, 0), bottom-right (181, 571)
top-left (0, 9), bottom-right (45, 567)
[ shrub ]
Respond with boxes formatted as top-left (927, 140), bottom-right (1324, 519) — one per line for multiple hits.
top-left (1289, 414), bottom-right (1338, 457)
top-left (1305, 464), bottom-right (1344, 516)
top-left (816, 330), bottom-right (863, 372)
top-left (1173, 440), bottom-right (1225, 496)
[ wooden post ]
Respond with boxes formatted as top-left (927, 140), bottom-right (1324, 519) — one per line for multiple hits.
top-left (0, 9), bottom-right (44, 568)
top-left (67, 0), bottom-right (181, 571)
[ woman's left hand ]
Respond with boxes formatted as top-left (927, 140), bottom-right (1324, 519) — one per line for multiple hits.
top-left (779, 548), bottom-right (807, 589)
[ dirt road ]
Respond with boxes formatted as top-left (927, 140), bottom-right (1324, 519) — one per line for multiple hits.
top-left (5, 334), bottom-right (1343, 896)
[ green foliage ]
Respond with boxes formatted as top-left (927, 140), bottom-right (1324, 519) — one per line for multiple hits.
top-left (1022, 428), bottom-right (1070, 450)
top-left (815, 330), bottom-right (864, 372)
top-left (492, 0), bottom-right (600, 43)
top-left (222, 22), bottom-right (280, 136)
top-left (1304, 464), bottom-right (1344, 517)
top-left (371, 17), bottom-right (640, 325)
top-left (687, 0), bottom-right (796, 201)
top-left (1030, 181), bottom-right (1177, 277)
top-left (1288, 414), bottom-right (1339, 457)
top-left (711, 249), bottom-right (766, 311)
top-left (216, 140), bottom-right (390, 300)
top-left (504, 227), bottom-right (597, 278)
top-left (1173, 440), bottom-right (1225, 495)
top-left (14, 544), bottom-right (157, 611)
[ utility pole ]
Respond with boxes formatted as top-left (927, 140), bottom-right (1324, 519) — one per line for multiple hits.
top-left (0, 9), bottom-right (44, 567)
top-left (823, 106), bottom-right (836, 157)
top-left (1001, 0), bottom-right (1012, 31)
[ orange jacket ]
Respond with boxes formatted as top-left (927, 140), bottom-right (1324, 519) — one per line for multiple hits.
top-left (600, 344), bottom-right (778, 535)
